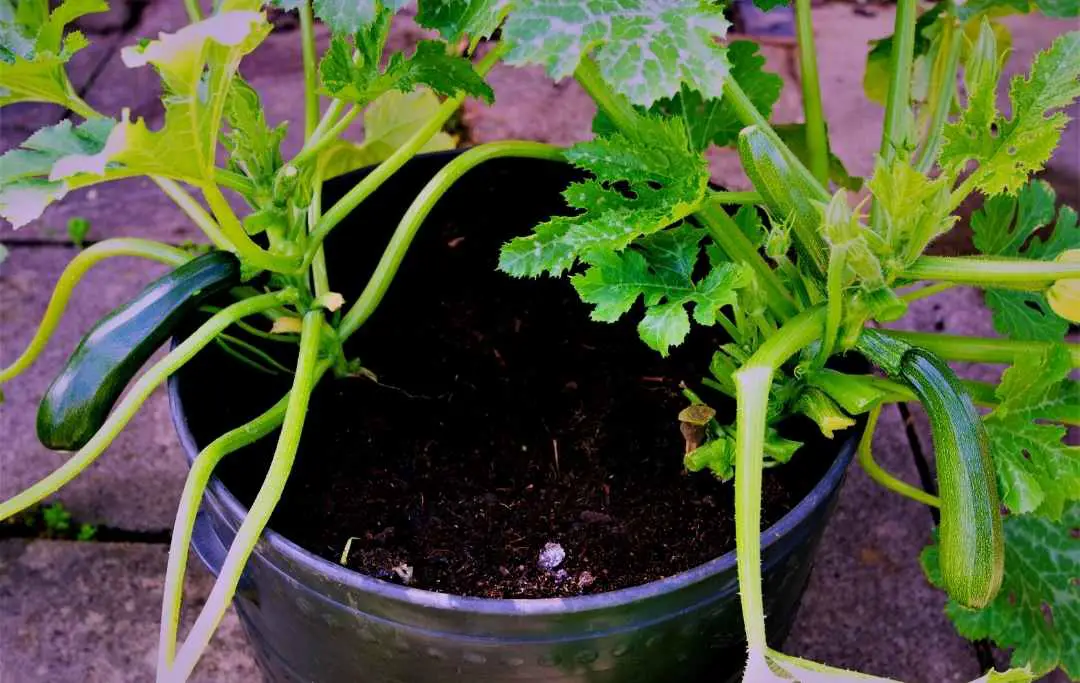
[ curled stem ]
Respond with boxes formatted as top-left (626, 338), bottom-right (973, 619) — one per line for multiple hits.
top-left (307, 43), bottom-right (508, 266)
top-left (857, 405), bottom-right (941, 507)
top-left (0, 239), bottom-right (188, 384)
top-left (338, 141), bottom-right (565, 340)
top-left (201, 183), bottom-right (300, 273)
top-left (167, 311), bottom-right (323, 682)
top-left (0, 291), bottom-right (294, 523)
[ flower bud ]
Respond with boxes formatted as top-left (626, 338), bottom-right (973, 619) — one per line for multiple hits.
top-left (1047, 249), bottom-right (1080, 323)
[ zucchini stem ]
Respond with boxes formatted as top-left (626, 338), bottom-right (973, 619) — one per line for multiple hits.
top-left (857, 406), bottom-right (941, 507)
top-left (0, 239), bottom-right (189, 384)
top-left (153, 178), bottom-right (232, 251)
top-left (0, 292), bottom-right (295, 523)
top-left (167, 310), bottom-right (324, 682)
top-left (794, 0), bottom-right (830, 185)
top-left (338, 141), bottom-right (566, 340)
top-left (308, 42), bottom-right (508, 264)
top-left (903, 255), bottom-right (1080, 286)
top-left (733, 307), bottom-right (826, 657)
top-left (881, 330), bottom-right (1080, 367)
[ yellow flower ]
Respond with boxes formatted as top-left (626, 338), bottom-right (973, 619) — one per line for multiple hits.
top-left (1047, 249), bottom-right (1080, 323)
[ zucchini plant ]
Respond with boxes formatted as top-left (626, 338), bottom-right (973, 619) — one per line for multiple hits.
top-left (0, 0), bottom-right (1078, 681)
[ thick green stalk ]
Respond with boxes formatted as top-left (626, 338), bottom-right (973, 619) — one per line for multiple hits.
top-left (794, 0), bottom-right (829, 185)
top-left (212, 169), bottom-right (255, 197)
top-left (153, 178), bottom-right (231, 250)
top-left (899, 281), bottom-right (956, 303)
top-left (903, 255), bottom-right (1080, 286)
top-left (156, 359), bottom-right (331, 673)
top-left (0, 239), bottom-right (188, 384)
top-left (309, 43), bottom-right (507, 260)
top-left (872, 0), bottom-right (918, 230)
top-left (0, 291), bottom-right (294, 523)
top-left (168, 310), bottom-right (323, 682)
top-left (857, 406), bottom-right (941, 507)
top-left (818, 247), bottom-right (845, 365)
top-left (201, 183), bottom-right (300, 273)
top-left (338, 141), bottom-right (565, 339)
top-left (696, 204), bottom-right (799, 320)
top-left (291, 107), bottom-right (360, 169)
top-left (877, 0), bottom-right (918, 165)
top-left (299, 3), bottom-right (319, 139)
top-left (733, 307), bottom-right (826, 657)
top-left (707, 190), bottom-right (763, 205)
top-left (881, 330), bottom-right (1080, 367)
top-left (915, 19), bottom-right (962, 173)
top-left (573, 58), bottom-right (640, 132)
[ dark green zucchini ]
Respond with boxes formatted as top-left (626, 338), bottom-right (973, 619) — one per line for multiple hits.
top-left (37, 251), bottom-right (241, 451)
top-left (857, 328), bottom-right (1004, 608)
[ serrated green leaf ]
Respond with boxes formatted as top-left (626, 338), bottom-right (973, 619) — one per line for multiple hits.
top-left (416, 0), bottom-right (509, 46)
top-left (648, 41), bottom-right (781, 151)
top-left (569, 225), bottom-right (750, 354)
top-left (0, 0), bottom-right (105, 109)
top-left (972, 180), bottom-right (1077, 340)
top-left (985, 345), bottom-right (1080, 517)
top-left (751, 0), bottom-right (790, 9)
top-left (318, 88), bottom-right (456, 179)
top-left (959, 0), bottom-right (1079, 18)
top-left (922, 503), bottom-right (1080, 677)
top-left (321, 21), bottom-right (493, 105)
top-left (499, 114), bottom-right (710, 278)
top-left (0, 117), bottom-right (113, 228)
top-left (503, 0), bottom-right (731, 107)
top-left (313, 0), bottom-right (409, 34)
top-left (942, 28), bottom-right (1080, 196)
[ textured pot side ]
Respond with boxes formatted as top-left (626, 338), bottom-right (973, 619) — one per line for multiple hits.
top-left (167, 153), bottom-right (859, 683)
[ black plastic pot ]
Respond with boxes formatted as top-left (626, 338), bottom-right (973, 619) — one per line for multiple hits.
top-left (168, 151), bottom-right (858, 683)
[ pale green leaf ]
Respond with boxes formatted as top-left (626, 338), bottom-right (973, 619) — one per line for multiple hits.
top-left (0, 117), bottom-right (113, 228)
top-left (972, 180), bottom-right (1077, 341)
top-left (923, 503), bottom-right (1080, 677)
top-left (637, 302), bottom-right (691, 356)
top-left (985, 345), bottom-right (1080, 517)
top-left (318, 88), bottom-right (456, 179)
top-left (941, 29), bottom-right (1080, 195)
top-left (503, 0), bottom-right (731, 107)
top-left (498, 114), bottom-right (710, 277)
top-left (50, 11), bottom-right (272, 184)
top-left (0, 0), bottom-right (105, 108)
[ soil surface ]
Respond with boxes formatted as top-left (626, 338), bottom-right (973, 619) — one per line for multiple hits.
top-left (177, 155), bottom-right (844, 599)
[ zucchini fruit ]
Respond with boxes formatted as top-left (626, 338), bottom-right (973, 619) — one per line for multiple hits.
top-left (737, 125), bottom-right (829, 278)
top-left (37, 251), bottom-right (241, 451)
top-left (857, 328), bottom-right (1004, 608)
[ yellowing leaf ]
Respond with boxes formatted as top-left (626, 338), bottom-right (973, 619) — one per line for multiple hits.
top-left (271, 317), bottom-right (303, 334)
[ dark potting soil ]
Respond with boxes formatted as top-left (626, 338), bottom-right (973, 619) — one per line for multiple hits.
top-left (177, 154), bottom-right (843, 599)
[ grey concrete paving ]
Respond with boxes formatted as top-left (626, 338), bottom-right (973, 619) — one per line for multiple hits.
top-left (786, 405), bottom-right (982, 683)
top-left (0, 246), bottom-right (188, 531)
top-left (0, 539), bottom-right (258, 683)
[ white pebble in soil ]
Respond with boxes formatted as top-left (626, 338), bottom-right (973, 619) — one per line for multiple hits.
top-left (537, 542), bottom-right (566, 571)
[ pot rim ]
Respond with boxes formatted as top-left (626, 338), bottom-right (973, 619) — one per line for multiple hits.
top-left (167, 150), bottom-right (857, 616)
top-left (169, 369), bottom-right (856, 616)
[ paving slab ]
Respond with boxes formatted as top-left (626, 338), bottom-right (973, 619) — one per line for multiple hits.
top-left (0, 246), bottom-right (189, 531)
top-left (0, 539), bottom-right (259, 683)
top-left (785, 405), bottom-right (982, 682)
